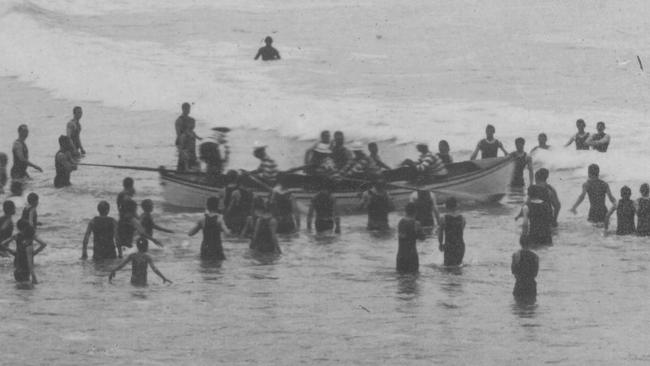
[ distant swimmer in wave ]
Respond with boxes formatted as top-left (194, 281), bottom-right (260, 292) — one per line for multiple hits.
top-left (510, 137), bottom-right (534, 188)
top-left (511, 235), bottom-right (539, 302)
top-left (437, 140), bottom-right (453, 164)
top-left (604, 186), bottom-right (636, 236)
top-left (470, 124), bottom-right (508, 160)
top-left (564, 119), bottom-right (590, 150)
top-left (1, 220), bottom-right (47, 287)
top-left (636, 183), bottom-right (650, 236)
top-left (570, 164), bottom-right (616, 224)
top-left (11, 124), bottom-right (42, 180)
top-left (359, 179), bottom-right (394, 231)
top-left (521, 185), bottom-right (553, 247)
top-left (438, 197), bottom-right (466, 266)
top-left (82, 201), bottom-right (121, 260)
top-left (585, 121), bottom-right (610, 152)
top-left (108, 237), bottom-right (171, 286)
top-left (0, 152), bottom-right (7, 194)
top-left (307, 181), bottom-right (340, 235)
top-left (54, 135), bottom-right (77, 188)
top-left (367, 142), bottom-right (391, 174)
top-left (188, 197), bottom-right (229, 260)
top-left (396, 202), bottom-right (425, 273)
top-left (254, 36), bottom-right (281, 61)
top-left (66, 106), bottom-right (85, 157)
top-left (529, 133), bottom-right (550, 154)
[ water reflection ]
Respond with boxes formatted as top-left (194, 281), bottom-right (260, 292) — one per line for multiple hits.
top-left (396, 272), bottom-right (419, 296)
top-left (511, 296), bottom-right (538, 319)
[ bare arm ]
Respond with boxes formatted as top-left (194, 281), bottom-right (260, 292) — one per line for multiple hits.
top-left (82, 219), bottom-right (93, 259)
top-left (526, 156), bottom-right (534, 186)
top-left (147, 256), bottom-right (171, 284)
top-left (114, 218), bottom-right (122, 258)
top-left (358, 191), bottom-right (369, 210)
top-left (25, 244), bottom-right (36, 284)
top-left (570, 183), bottom-right (588, 214)
top-left (32, 236), bottom-right (47, 256)
top-left (564, 135), bottom-right (576, 148)
top-left (498, 140), bottom-right (509, 156)
top-left (431, 192), bottom-right (441, 226)
top-left (521, 206), bottom-right (530, 237)
top-left (291, 196), bottom-right (300, 230)
top-left (437, 216), bottom-right (445, 251)
top-left (603, 203), bottom-right (617, 232)
top-left (333, 197), bottom-right (341, 234)
top-left (132, 219), bottom-right (163, 247)
top-left (108, 254), bottom-right (133, 282)
top-left (217, 216), bottom-right (231, 236)
top-left (606, 185), bottom-right (616, 205)
top-left (152, 222), bottom-right (174, 234)
top-left (14, 142), bottom-right (42, 172)
top-left (469, 142), bottom-right (481, 160)
top-left (188, 218), bottom-right (203, 237)
top-left (254, 49), bottom-right (261, 60)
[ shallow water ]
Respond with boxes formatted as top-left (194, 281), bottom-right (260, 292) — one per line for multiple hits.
top-left (1, 1), bottom-right (650, 365)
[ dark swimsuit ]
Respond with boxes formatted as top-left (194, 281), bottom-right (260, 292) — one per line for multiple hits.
top-left (53, 150), bottom-right (71, 188)
top-left (201, 214), bottom-right (225, 260)
top-left (414, 191), bottom-right (434, 228)
top-left (92, 216), bottom-right (117, 260)
top-left (312, 192), bottom-right (335, 233)
top-left (396, 218), bottom-right (423, 273)
top-left (586, 179), bottom-right (609, 223)
top-left (21, 206), bottom-right (37, 232)
top-left (250, 216), bottom-right (279, 253)
top-left (117, 216), bottom-right (135, 248)
top-left (10, 140), bottom-right (28, 180)
top-left (270, 191), bottom-right (296, 234)
top-left (526, 200), bottom-right (553, 246)
top-left (637, 198), bottom-right (650, 236)
top-left (574, 132), bottom-right (590, 150)
top-left (367, 190), bottom-right (391, 231)
top-left (13, 233), bottom-right (31, 282)
top-left (224, 185), bottom-right (253, 235)
top-left (478, 139), bottom-right (500, 159)
top-left (590, 132), bottom-right (609, 152)
top-left (616, 199), bottom-right (636, 235)
top-left (442, 214), bottom-right (465, 266)
top-left (510, 152), bottom-right (528, 187)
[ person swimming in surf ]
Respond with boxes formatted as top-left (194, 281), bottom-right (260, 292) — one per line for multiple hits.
top-left (108, 237), bottom-right (171, 286)
top-left (438, 197), bottom-right (466, 266)
top-left (585, 121), bottom-right (610, 152)
top-left (569, 164), bottom-right (616, 223)
top-left (564, 119), bottom-right (590, 150)
top-left (254, 36), bottom-right (281, 61)
top-left (470, 124), bottom-right (508, 160)
top-left (604, 186), bottom-right (636, 235)
top-left (510, 137), bottom-right (534, 188)
top-left (530, 133), bottom-right (550, 154)
top-left (396, 202), bottom-right (426, 273)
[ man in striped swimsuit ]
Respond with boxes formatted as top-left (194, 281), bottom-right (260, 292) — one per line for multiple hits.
top-left (414, 143), bottom-right (448, 179)
top-left (252, 144), bottom-right (278, 184)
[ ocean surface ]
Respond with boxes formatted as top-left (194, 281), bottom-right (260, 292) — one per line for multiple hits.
top-left (1, 1), bottom-right (650, 364)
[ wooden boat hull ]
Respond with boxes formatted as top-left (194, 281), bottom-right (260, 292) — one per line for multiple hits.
top-left (160, 156), bottom-right (514, 212)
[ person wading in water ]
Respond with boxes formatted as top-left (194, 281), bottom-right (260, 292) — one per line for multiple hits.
top-left (409, 189), bottom-right (440, 235)
top-left (66, 106), bottom-right (85, 156)
top-left (82, 201), bottom-right (121, 260)
top-left (188, 197), bottom-right (229, 260)
top-left (307, 181), bottom-right (340, 235)
top-left (604, 186), bottom-right (636, 236)
top-left (438, 197), bottom-right (466, 266)
top-left (470, 124), bottom-right (508, 160)
top-left (521, 185), bottom-right (553, 247)
top-left (254, 36), bottom-right (281, 61)
top-left (564, 119), bottom-right (590, 150)
top-left (510, 137), bottom-right (534, 188)
top-left (223, 170), bottom-right (254, 235)
top-left (585, 121), bottom-right (610, 152)
top-left (570, 164), bottom-right (616, 224)
top-left (359, 179), bottom-right (394, 231)
top-left (511, 235), bottom-right (539, 303)
top-left (54, 135), bottom-right (77, 188)
top-left (396, 202), bottom-right (426, 273)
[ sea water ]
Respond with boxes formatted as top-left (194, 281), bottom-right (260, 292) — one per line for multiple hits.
top-left (1, 1), bottom-right (650, 364)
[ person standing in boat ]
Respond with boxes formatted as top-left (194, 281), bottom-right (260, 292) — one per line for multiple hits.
top-left (521, 185), bottom-right (553, 246)
top-left (66, 106), bottom-right (85, 157)
top-left (304, 130), bottom-right (331, 166)
top-left (339, 142), bottom-right (371, 178)
top-left (251, 144), bottom-right (278, 184)
top-left (438, 197), bottom-right (466, 266)
top-left (401, 143), bottom-right (447, 180)
top-left (82, 201), bottom-right (121, 260)
top-left (570, 164), bottom-right (616, 224)
top-left (510, 137), bottom-right (534, 188)
top-left (396, 202), bottom-right (426, 273)
top-left (188, 197), bottom-right (229, 260)
top-left (54, 135), bottom-right (77, 188)
top-left (530, 133), bottom-right (550, 155)
top-left (178, 121), bottom-right (200, 171)
top-left (223, 170), bottom-right (254, 235)
top-left (11, 124), bottom-right (42, 181)
top-left (330, 131), bottom-right (352, 170)
top-left (511, 235), bottom-right (539, 302)
top-left (199, 127), bottom-right (230, 177)
top-left (307, 181), bottom-right (340, 235)
top-left (636, 183), bottom-right (650, 236)
top-left (249, 200), bottom-right (281, 254)
top-left (367, 142), bottom-right (391, 174)
top-left (470, 124), bottom-right (508, 160)
top-left (604, 186), bottom-right (636, 236)
top-left (437, 140), bottom-right (453, 164)
top-left (564, 119), bottom-right (590, 150)
top-left (359, 179), bottom-right (394, 231)
top-left (269, 175), bottom-right (300, 234)
top-left (175, 102), bottom-right (194, 147)
top-left (408, 189), bottom-right (440, 235)
top-left (585, 121), bottom-right (610, 152)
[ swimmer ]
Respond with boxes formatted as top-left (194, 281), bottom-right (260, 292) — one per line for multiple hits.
top-left (470, 124), bottom-right (508, 160)
top-left (509, 137), bottom-right (534, 188)
top-left (438, 197), bottom-right (466, 266)
top-left (408, 189), bottom-right (440, 235)
top-left (21, 192), bottom-right (39, 232)
top-left (307, 181), bottom-right (341, 234)
top-left (585, 121), bottom-right (610, 152)
top-left (396, 202), bottom-right (425, 273)
top-left (570, 164), bottom-right (616, 223)
top-left (140, 199), bottom-right (174, 238)
top-left (82, 201), bottom-right (121, 260)
top-left (564, 119), bottom-right (590, 150)
top-left (511, 235), bottom-right (539, 301)
top-left (66, 106), bottom-right (85, 156)
top-left (254, 36), bottom-right (281, 61)
top-left (359, 179), bottom-right (394, 231)
top-left (0, 152), bottom-right (7, 194)
top-left (529, 133), bottom-right (550, 154)
top-left (604, 186), bottom-right (636, 235)
top-left (108, 238), bottom-right (171, 286)
top-left (521, 185), bottom-right (553, 246)
top-left (188, 197), bottom-right (229, 260)
top-left (1, 220), bottom-right (47, 286)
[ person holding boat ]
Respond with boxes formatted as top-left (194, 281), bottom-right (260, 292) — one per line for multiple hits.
top-left (401, 143), bottom-right (447, 181)
top-left (564, 119), bottom-right (590, 150)
top-left (585, 121), bottom-right (610, 152)
top-left (570, 164), bottom-right (616, 224)
top-left (510, 137), bottom-right (533, 188)
top-left (251, 143), bottom-right (278, 184)
top-left (11, 124), bottom-right (42, 180)
top-left (339, 142), bottom-right (371, 178)
top-left (199, 127), bottom-right (230, 176)
top-left (470, 124), bottom-right (508, 160)
top-left (359, 179), bottom-right (394, 231)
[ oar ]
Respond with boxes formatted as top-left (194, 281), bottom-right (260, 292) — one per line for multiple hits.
top-left (78, 163), bottom-right (205, 175)
top-left (339, 176), bottom-right (486, 201)
top-left (238, 170), bottom-right (274, 192)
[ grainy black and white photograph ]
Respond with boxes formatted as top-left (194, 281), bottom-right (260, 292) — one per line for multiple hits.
top-left (1, 1), bottom-right (649, 364)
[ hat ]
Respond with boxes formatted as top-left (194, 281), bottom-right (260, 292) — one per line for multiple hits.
top-left (348, 141), bottom-right (364, 152)
top-left (314, 143), bottom-right (331, 154)
top-left (253, 141), bottom-right (267, 151)
top-left (211, 127), bottom-right (231, 133)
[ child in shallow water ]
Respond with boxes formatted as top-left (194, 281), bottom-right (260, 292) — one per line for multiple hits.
top-left (604, 186), bottom-right (636, 235)
top-left (108, 237), bottom-right (171, 286)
